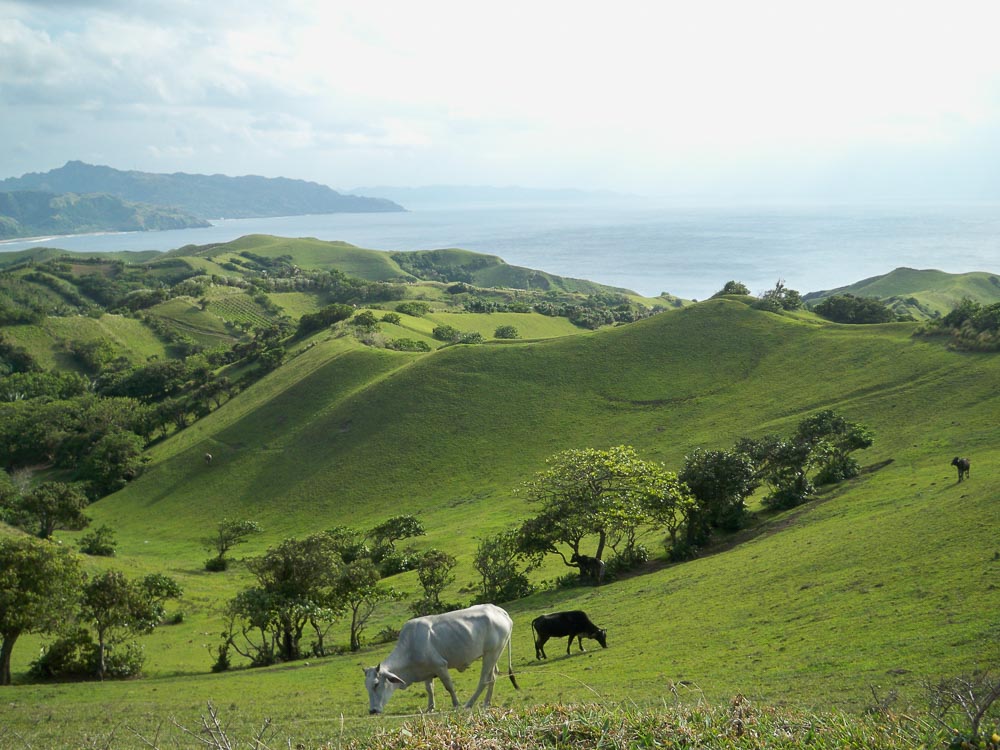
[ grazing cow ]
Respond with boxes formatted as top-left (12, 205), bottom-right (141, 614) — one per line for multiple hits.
top-left (204, 453), bottom-right (213, 465)
top-left (951, 456), bottom-right (971, 482)
top-left (570, 552), bottom-right (606, 585)
top-left (531, 610), bottom-right (608, 660)
top-left (363, 603), bottom-right (518, 715)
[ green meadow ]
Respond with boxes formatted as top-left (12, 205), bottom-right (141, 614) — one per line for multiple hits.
top-left (1, 240), bottom-right (999, 748)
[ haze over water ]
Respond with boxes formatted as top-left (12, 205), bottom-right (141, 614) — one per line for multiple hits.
top-left (3, 201), bottom-right (999, 300)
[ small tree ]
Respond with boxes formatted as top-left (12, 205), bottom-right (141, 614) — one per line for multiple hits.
top-left (13, 481), bottom-right (90, 539)
top-left (679, 448), bottom-right (759, 538)
top-left (412, 549), bottom-right (457, 615)
top-left (754, 279), bottom-right (803, 312)
top-left (474, 529), bottom-right (541, 603)
top-left (78, 524), bottom-right (117, 557)
top-left (712, 280), bottom-right (750, 297)
top-left (0, 537), bottom-right (84, 685)
top-left (204, 518), bottom-right (263, 571)
top-left (80, 571), bottom-right (182, 679)
top-left (337, 558), bottom-right (398, 652)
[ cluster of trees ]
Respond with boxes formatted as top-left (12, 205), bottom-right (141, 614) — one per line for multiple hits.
top-left (216, 514), bottom-right (433, 667)
top-left (469, 410), bottom-right (874, 594)
top-left (923, 297), bottom-right (1000, 351)
top-left (811, 294), bottom-right (908, 324)
top-left (0, 536), bottom-right (181, 684)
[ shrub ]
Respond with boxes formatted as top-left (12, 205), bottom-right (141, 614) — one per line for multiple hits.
top-left (386, 338), bottom-right (431, 352)
top-left (204, 556), bottom-right (228, 572)
top-left (396, 301), bottom-right (430, 317)
top-left (78, 525), bottom-right (117, 557)
top-left (494, 325), bottom-right (519, 339)
top-left (432, 324), bottom-right (461, 342)
top-left (381, 312), bottom-right (402, 325)
top-left (458, 332), bottom-right (484, 344)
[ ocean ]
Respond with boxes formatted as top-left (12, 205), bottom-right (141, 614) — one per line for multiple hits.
top-left (2, 201), bottom-right (998, 300)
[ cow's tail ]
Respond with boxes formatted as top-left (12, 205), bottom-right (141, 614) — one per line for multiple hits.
top-left (506, 632), bottom-right (519, 690)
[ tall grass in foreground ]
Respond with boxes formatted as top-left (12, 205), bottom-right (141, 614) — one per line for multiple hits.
top-left (6, 698), bottom-right (995, 750)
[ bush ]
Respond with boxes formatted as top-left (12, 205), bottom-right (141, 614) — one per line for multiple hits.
top-left (381, 312), bottom-right (402, 325)
top-left (204, 556), bottom-right (228, 572)
top-left (494, 325), bottom-right (519, 339)
top-left (78, 525), bottom-right (117, 557)
top-left (396, 301), bottom-right (430, 317)
top-left (386, 338), bottom-right (431, 352)
top-left (432, 324), bottom-right (461, 342)
top-left (606, 544), bottom-right (649, 577)
top-left (29, 629), bottom-right (145, 680)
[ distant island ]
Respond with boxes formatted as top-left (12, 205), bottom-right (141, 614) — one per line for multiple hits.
top-left (0, 161), bottom-right (406, 224)
top-left (0, 190), bottom-right (210, 240)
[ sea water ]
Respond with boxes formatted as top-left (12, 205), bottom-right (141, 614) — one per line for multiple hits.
top-left (2, 201), bottom-right (998, 300)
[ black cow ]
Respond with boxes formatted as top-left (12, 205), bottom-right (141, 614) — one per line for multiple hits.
top-left (531, 610), bottom-right (608, 660)
top-left (951, 456), bottom-right (971, 482)
top-left (570, 552), bottom-right (606, 585)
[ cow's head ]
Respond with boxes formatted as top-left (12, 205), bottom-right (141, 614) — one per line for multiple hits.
top-left (363, 664), bottom-right (405, 715)
top-left (593, 628), bottom-right (608, 649)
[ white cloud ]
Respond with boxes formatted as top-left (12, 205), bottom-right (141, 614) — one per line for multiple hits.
top-left (2, 0), bottom-right (1000, 197)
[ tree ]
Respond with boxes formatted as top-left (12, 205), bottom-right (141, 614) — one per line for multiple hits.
top-left (516, 446), bottom-right (669, 569)
top-left (76, 430), bottom-right (146, 498)
top-left (794, 409), bottom-right (874, 484)
top-left (754, 279), bottom-right (803, 312)
top-left (713, 280), bottom-right (750, 297)
top-left (473, 529), bottom-right (541, 603)
top-left (0, 537), bottom-right (83, 685)
top-left (336, 558), bottom-right (399, 652)
top-left (368, 514), bottom-right (424, 552)
top-left (80, 571), bottom-right (182, 679)
top-left (203, 518), bottom-right (263, 571)
top-left (13, 481), bottom-right (90, 539)
top-left (412, 548), bottom-right (457, 615)
top-left (680, 448), bottom-right (759, 532)
top-left (812, 294), bottom-right (896, 324)
top-left (229, 532), bottom-right (343, 665)
top-left (78, 524), bottom-right (117, 556)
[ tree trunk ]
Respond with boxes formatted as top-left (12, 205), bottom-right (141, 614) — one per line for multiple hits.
top-left (595, 530), bottom-right (607, 562)
top-left (1, 633), bottom-right (18, 686)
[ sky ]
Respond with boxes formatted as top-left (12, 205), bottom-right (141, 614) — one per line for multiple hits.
top-left (3, 0), bottom-right (1000, 201)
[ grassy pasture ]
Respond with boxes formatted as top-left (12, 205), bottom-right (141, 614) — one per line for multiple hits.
top-left (3, 313), bottom-right (172, 370)
top-left (4, 300), bottom-right (1000, 747)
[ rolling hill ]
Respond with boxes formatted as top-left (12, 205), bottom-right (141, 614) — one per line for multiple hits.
top-left (803, 266), bottom-right (1000, 319)
top-left (1, 160), bottom-right (405, 220)
top-left (2, 240), bottom-right (998, 746)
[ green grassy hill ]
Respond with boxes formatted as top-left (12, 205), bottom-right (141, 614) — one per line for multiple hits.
top-left (6, 298), bottom-right (998, 746)
top-left (803, 266), bottom-right (1000, 319)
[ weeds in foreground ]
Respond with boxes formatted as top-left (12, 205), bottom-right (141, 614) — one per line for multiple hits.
top-left (4, 696), bottom-right (996, 749)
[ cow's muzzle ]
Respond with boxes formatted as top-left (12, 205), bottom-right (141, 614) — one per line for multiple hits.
top-left (369, 708), bottom-right (381, 716)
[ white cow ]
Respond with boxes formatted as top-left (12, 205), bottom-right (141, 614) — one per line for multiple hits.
top-left (363, 603), bottom-right (518, 715)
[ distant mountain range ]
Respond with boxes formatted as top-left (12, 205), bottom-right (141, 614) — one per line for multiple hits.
top-left (0, 190), bottom-right (210, 240)
top-left (348, 184), bottom-right (631, 206)
top-left (1, 161), bottom-right (405, 222)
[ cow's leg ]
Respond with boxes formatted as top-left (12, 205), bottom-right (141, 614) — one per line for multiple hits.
top-left (434, 667), bottom-right (461, 708)
top-left (535, 635), bottom-right (548, 660)
top-left (465, 647), bottom-right (502, 708)
top-left (578, 634), bottom-right (586, 652)
top-left (424, 679), bottom-right (435, 712)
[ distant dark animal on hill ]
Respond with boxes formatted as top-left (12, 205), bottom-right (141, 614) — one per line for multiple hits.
top-left (570, 552), bottom-right (605, 585)
top-left (531, 610), bottom-right (608, 659)
top-left (204, 453), bottom-right (213, 465)
top-left (951, 456), bottom-right (970, 482)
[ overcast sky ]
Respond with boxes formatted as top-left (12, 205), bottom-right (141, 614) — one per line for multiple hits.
top-left (3, 0), bottom-right (1000, 201)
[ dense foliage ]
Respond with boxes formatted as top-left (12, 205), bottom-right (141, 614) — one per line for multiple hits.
top-left (812, 293), bottom-right (900, 323)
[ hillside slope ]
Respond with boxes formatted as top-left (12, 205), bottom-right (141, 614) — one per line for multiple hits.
top-left (803, 266), bottom-right (1000, 318)
top-left (6, 297), bottom-right (999, 740)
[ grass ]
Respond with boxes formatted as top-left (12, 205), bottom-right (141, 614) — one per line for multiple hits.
top-left (5, 298), bottom-right (1000, 747)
